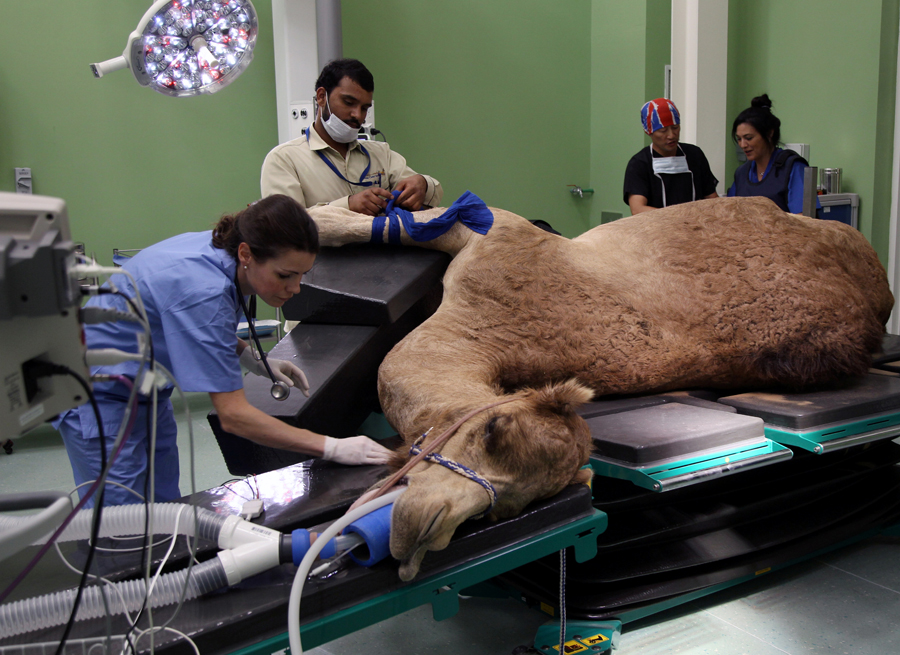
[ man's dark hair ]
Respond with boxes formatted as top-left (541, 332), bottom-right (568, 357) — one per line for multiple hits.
top-left (315, 58), bottom-right (374, 95)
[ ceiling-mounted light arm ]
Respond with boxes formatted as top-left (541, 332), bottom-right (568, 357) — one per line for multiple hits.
top-left (90, 56), bottom-right (129, 79)
top-left (89, 0), bottom-right (258, 97)
top-left (90, 0), bottom-right (165, 79)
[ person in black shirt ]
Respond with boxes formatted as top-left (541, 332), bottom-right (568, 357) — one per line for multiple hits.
top-left (623, 98), bottom-right (719, 215)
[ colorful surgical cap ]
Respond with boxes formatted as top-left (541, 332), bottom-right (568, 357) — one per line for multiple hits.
top-left (641, 98), bottom-right (681, 135)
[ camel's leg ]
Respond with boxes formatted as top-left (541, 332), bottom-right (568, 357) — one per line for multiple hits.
top-left (308, 205), bottom-right (473, 255)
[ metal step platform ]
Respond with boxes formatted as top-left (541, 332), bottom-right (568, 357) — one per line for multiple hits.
top-left (209, 244), bottom-right (449, 476)
top-left (281, 243), bottom-right (449, 326)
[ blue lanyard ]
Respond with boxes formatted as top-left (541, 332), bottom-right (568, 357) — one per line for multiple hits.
top-left (306, 127), bottom-right (378, 187)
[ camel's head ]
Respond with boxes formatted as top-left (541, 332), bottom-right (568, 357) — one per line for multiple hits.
top-left (388, 379), bottom-right (594, 580)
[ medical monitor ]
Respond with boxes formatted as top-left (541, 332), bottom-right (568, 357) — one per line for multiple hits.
top-left (0, 192), bottom-right (88, 440)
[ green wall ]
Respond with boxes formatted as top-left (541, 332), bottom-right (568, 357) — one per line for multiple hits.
top-left (727, 0), bottom-right (899, 261)
top-left (644, 1), bottom-right (673, 104)
top-left (0, 0), bottom-right (279, 265)
top-left (342, 0), bottom-right (593, 237)
top-left (1, 0), bottom-right (896, 259)
top-left (589, 0), bottom-right (671, 226)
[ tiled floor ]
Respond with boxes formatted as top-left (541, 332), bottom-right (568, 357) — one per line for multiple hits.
top-left (2, 395), bottom-right (898, 655)
top-left (614, 536), bottom-right (900, 655)
top-left (302, 534), bottom-right (900, 655)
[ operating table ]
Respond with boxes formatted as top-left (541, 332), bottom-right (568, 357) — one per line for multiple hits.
top-left (2, 244), bottom-right (898, 655)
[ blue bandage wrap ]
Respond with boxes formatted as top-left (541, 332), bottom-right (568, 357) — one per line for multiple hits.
top-left (344, 503), bottom-right (394, 567)
top-left (291, 528), bottom-right (311, 565)
top-left (371, 214), bottom-right (387, 244)
top-left (370, 190), bottom-right (494, 244)
top-left (291, 527), bottom-right (337, 564)
top-left (386, 195), bottom-right (403, 244)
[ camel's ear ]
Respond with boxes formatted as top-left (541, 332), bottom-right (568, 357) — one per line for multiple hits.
top-left (533, 379), bottom-right (594, 414)
top-left (568, 466), bottom-right (593, 487)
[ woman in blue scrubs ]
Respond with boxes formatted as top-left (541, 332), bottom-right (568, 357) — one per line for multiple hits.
top-left (57, 194), bottom-right (391, 507)
top-left (727, 94), bottom-right (812, 214)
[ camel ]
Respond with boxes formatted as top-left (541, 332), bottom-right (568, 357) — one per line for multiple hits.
top-left (308, 195), bottom-right (893, 580)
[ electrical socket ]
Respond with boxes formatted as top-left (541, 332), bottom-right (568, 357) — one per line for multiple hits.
top-left (289, 102), bottom-right (315, 140)
top-left (15, 168), bottom-right (32, 194)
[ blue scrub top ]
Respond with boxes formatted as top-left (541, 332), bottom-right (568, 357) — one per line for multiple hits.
top-left (727, 151), bottom-right (816, 214)
top-left (86, 231), bottom-right (245, 396)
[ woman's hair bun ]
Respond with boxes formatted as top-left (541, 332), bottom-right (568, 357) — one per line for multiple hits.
top-left (750, 93), bottom-right (773, 110)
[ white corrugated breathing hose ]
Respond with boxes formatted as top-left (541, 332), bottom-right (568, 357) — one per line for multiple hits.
top-left (287, 488), bottom-right (406, 655)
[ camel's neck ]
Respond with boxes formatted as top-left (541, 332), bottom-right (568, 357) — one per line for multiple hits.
top-left (381, 384), bottom-right (503, 444)
top-left (378, 324), bottom-right (502, 441)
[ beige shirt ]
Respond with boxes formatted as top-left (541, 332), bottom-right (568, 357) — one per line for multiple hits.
top-left (260, 127), bottom-right (443, 209)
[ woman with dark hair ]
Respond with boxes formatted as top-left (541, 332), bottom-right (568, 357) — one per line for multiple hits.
top-left (56, 194), bottom-right (391, 507)
top-left (727, 94), bottom-right (811, 214)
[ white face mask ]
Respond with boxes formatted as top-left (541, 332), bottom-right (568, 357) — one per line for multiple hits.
top-left (321, 95), bottom-right (361, 143)
top-left (652, 153), bottom-right (691, 175)
top-left (650, 146), bottom-right (694, 207)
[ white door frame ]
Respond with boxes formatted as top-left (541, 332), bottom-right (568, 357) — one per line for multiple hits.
top-left (887, 9), bottom-right (900, 334)
top-left (670, 0), bottom-right (728, 196)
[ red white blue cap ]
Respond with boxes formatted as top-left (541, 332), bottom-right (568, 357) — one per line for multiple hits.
top-left (641, 98), bottom-right (680, 135)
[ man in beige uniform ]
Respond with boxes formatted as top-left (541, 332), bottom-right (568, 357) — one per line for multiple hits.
top-left (261, 58), bottom-right (442, 215)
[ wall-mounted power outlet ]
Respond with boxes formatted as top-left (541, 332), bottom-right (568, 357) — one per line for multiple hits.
top-left (289, 102), bottom-right (315, 141)
top-left (15, 168), bottom-right (32, 194)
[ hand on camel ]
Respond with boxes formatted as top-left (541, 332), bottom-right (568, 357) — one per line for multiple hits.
top-left (394, 175), bottom-right (428, 210)
top-left (348, 187), bottom-right (393, 216)
top-left (322, 435), bottom-right (393, 465)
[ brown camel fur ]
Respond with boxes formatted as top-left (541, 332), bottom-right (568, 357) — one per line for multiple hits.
top-left (309, 196), bottom-right (893, 580)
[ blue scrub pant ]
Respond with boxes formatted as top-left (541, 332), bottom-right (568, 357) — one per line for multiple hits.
top-left (57, 394), bottom-right (181, 508)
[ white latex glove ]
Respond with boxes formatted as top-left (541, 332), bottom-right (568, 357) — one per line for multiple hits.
top-left (240, 348), bottom-right (310, 397)
top-left (322, 436), bottom-right (393, 465)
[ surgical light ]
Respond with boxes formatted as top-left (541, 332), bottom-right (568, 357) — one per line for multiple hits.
top-left (89, 0), bottom-right (258, 97)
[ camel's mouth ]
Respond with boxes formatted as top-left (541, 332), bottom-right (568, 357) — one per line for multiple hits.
top-left (398, 550), bottom-right (428, 582)
top-left (420, 504), bottom-right (447, 542)
top-left (396, 504), bottom-right (447, 581)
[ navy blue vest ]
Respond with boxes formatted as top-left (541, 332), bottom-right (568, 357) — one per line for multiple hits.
top-left (733, 149), bottom-right (808, 212)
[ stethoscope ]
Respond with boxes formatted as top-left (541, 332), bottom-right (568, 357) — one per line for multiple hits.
top-left (235, 267), bottom-right (290, 401)
top-left (305, 127), bottom-right (382, 188)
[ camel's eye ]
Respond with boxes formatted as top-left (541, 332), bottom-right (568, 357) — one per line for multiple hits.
top-left (483, 416), bottom-right (501, 453)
